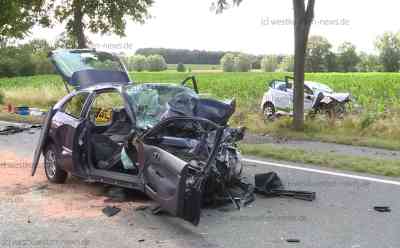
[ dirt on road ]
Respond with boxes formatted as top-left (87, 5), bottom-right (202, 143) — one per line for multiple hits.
top-left (0, 150), bottom-right (150, 221)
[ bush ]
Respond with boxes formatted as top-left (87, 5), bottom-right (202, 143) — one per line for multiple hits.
top-left (31, 53), bottom-right (55, 75)
top-left (146, 55), bottom-right (167, 72)
top-left (261, 55), bottom-right (279, 72)
top-left (177, 63), bottom-right (186, 72)
top-left (221, 53), bottom-right (252, 72)
top-left (0, 90), bottom-right (4, 104)
top-left (234, 54), bottom-right (252, 72)
top-left (220, 53), bottom-right (235, 72)
top-left (129, 55), bottom-right (148, 72)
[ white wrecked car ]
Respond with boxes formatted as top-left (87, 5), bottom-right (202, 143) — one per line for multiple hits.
top-left (260, 76), bottom-right (351, 120)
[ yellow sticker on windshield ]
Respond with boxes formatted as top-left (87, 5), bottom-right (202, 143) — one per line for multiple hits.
top-left (96, 108), bottom-right (112, 124)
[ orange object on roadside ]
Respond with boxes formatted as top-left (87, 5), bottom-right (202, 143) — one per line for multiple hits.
top-left (7, 104), bottom-right (16, 113)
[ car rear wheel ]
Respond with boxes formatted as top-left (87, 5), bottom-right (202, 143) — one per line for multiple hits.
top-left (44, 144), bottom-right (68, 184)
top-left (263, 103), bottom-right (275, 121)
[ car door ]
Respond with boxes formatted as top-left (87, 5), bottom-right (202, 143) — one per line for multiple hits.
top-left (142, 144), bottom-right (201, 225)
top-left (52, 92), bottom-right (91, 173)
top-left (31, 92), bottom-right (91, 176)
top-left (304, 85), bottom-right (315, 111)
top-left (272, 82), bottom-right (291, 111)
top-left (32, 107), bottom-right (58, 176)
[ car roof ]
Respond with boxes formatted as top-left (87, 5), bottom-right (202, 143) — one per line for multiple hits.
top-left (82, 82), bottom-right (126, 92)
top-left (304, 81), bottom-right (333, 92)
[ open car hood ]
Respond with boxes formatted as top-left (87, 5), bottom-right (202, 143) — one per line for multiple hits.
top-left (49, 49), bottom-right (131, 89)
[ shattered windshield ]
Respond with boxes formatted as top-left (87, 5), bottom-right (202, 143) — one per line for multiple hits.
top-left (52, 50), bottom-right (125, 78)
top-left (125, 84), bottom-right (198, 129)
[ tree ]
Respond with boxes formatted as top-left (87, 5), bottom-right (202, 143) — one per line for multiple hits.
top-left (216, 0), bottom-right (315, 130)
top-left (234, 53), bottom-right (252, 72)
top-left (261, 55), bottom-right (279, 72)
top-left (305, 35), bottom-right (332, 72)
top-left (129, 55), bottom-right (148, 72)
top-left (220, 53), bottom-right (236, 72)
top-left (337, 42), bottom-right (360, 72)
top-left (146, 55), bottom-right (167, 72)
top-left (0, 0), bottom-right (49, 40)
top-left (45, 0), bottom-right (153, 48)
top-left (54, 32), bottom-right (80, 49)
top-left (375, 32), bottom-right (400, 72)
top-left (177, 63), bottom-right (186, 72)
top-left (26, 39), bottom-right (55, 75)
top-left (292, 0), bottom-right (315, 130)
top-left (278, 55), bottom-right (294, 72)
top-left (358, 52), bottom-right (381, 72)
top-left (325, 52), bottom-right (339, 72)
top-left (0, 46), bottom-right (35, 77)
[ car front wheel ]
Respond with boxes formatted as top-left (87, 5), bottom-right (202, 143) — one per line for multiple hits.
top-left (263, 103), bottom-right (276, 121)
top-left (44, 144), bottom-right (68, 184)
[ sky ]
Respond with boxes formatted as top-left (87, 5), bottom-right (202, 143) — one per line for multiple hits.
top-left (28, 0), bottom-right (400, 55)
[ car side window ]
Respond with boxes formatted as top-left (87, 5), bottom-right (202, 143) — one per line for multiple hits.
top-left (89, 91), bottom-right (125, 126)
top-left (274, 81), bottom-right (287, 92)
top-left (62, 92), bottom-right (90, 119)
top-left (304, 86), bottom-right (313, 95)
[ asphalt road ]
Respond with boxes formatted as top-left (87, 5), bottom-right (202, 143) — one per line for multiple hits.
top-left (0, 124), bottom-right (399, 248)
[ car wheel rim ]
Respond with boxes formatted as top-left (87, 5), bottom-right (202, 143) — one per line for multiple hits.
top-left (264, 106), bottom-right (274, 118)
top-left (45, 150), bottom-right (57, 178)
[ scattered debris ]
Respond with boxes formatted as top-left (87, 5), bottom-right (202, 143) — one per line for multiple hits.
top-left (135, 205), bottom-right (149, 211)
top-left (102, 206), bottom-right (121, 217)
top-left (255, 172), bottom-right (316, 201)
top-left (0, 125), bottom-right (26, 135)
top-left (374, 206), bottom-right (391, 213)
top-left (0, 123), bottom-right (42, 136)
top-left (151, 205), bottom-right (163, 215)
top-left (105, 187), bottom-right (127, 202)
top-left (286, 239), bottom-right (301, 243)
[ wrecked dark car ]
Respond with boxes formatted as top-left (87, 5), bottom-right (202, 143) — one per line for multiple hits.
top-left (31, 49), bottom-right (248, 225)
top-left (261, 76), bottom-right (352, 120)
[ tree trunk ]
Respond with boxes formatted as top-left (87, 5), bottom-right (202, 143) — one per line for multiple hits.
top-left (292, 0), bottom-right (315, 131)
top-left (73, 0), bottom-right (86, 48)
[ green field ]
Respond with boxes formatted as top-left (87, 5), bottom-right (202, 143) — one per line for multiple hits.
top-left (1, 71), bottom-right (400, 149)
top-left (1, 72), bottom-right (400, 111)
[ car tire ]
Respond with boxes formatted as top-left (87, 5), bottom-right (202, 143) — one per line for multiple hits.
top-left (263, 103), bottom-right (275, 121)
top-left (44, 144), bottom-right (68, 184)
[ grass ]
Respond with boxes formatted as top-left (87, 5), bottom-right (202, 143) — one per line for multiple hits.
top-left (241, 144), bottom-right (400, 177)
top-left (241, 115), bottom-right (400, 150)
top-left (1, 71), bottom-right (400, 150)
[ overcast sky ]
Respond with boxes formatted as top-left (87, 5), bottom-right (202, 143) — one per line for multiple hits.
top-left (28, 0), bottom-right (400, 55)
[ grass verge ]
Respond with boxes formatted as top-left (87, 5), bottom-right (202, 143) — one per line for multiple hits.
top-left (241, 144), bottom-right (400, 177)
top-left (234, 113), bottom-right (400, 151)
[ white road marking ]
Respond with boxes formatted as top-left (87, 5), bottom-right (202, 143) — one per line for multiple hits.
top-left (243, 158), bottom-right (400, 186)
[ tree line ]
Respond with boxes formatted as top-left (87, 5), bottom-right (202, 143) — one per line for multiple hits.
top-left (136, 48), bottom-right (226, 65)
top-left (220, 33), bottom-right (400, 73)
top-left (1, 31), bottom-right (400, 77)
